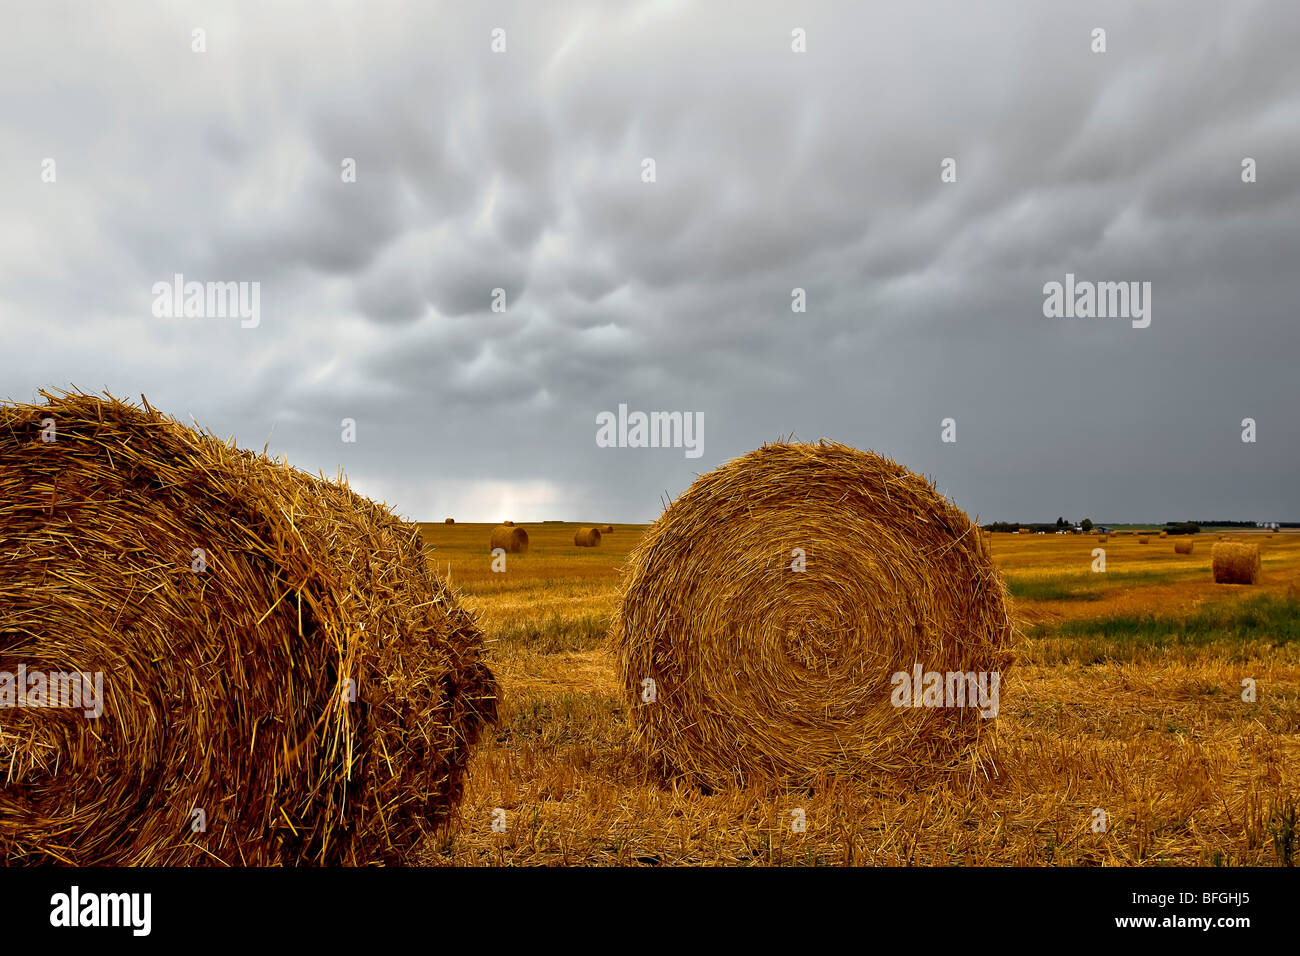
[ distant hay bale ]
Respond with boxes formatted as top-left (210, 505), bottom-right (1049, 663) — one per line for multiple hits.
top-left (613, 440), bottom-right (1013, 788)
top-left (0, 391), bottom-right (497, 865)
top-left (1097, 535), bottom-right (1108, 543)
top-left (1174, 539), bottom-right (1194, 554)
top-left (603, 524), bottom-right (615, 533)
top-left (502, 520), bottom-right (515, 527)
top-left (1137, 535), bottom-right (1149, 544)
top-left (1212, 542), bottom-right (1260, 584)
top-left (1159, 530), bottom-right (1168, 538)
top-left (444, 517), bottom-right (455, 524)
top-left (490, 525), bottom-right (529, 553)
top-left (574, 527), bottom-right (602, 547)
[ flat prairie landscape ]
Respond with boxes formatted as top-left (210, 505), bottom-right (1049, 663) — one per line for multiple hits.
top-left (417, 524), bottom-right (1300, 866)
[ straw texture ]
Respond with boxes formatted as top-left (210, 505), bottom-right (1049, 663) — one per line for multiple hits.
top-left (0, 391), bottom-right (497, 865)
top-left (490, 525), bottom-right (529, 553)
top-left (1212, 542), bottom-right (1260, 584)
top-left (612, 440), bottom-right (1013, 788)
top-left (574, 527), bottom-right (602, 547)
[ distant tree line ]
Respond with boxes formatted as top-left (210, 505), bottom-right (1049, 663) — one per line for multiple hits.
top-left (982, 518), bottom-right (1083, 533)
top-left (982, 519), bottom-right (1296, 533)
top-left (1188, 520), bottom-right (1298, 528)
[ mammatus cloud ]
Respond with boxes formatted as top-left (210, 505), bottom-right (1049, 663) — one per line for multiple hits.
top-left (2, 1), bottom-right (1297, 521)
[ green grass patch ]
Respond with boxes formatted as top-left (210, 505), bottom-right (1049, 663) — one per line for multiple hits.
top-left (493, 612), bottom-right (609, 653)
top-left (1026, 595), bottom-right (1300, 664)
top-left (1008, 578), bottom-right (1105, 602)
top-left (1050, 594), bottom-right (1300, 645)
top-left (1007, 569), bottom-right (1181, 602)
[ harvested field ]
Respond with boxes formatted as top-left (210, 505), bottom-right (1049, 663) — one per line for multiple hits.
top-left (415, 521), bottom-right (1300, 866)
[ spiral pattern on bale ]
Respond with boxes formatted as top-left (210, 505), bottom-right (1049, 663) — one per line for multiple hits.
top-left (613, 441), bottom-right (1013, 787)
top-left (0, 392), bottom-right (497, 865)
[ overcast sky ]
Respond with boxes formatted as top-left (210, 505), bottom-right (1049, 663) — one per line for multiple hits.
top-left (3, 1), bottom-right (1297, 523)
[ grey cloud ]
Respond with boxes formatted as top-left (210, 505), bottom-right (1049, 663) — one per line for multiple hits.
top-left (2, 0), bottom-right (1298, 524)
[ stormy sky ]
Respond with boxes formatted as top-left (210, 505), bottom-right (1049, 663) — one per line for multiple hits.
top-left (3, 1), bottom-right (1297, 523)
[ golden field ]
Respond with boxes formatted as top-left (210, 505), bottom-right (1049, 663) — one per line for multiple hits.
top-left (417, 523), bottom-right (1300, 866)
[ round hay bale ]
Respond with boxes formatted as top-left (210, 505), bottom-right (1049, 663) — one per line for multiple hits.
top-left (574, 527), bottom-right (602, 547)
top-left (603, 524), bottom-right (615, 533)
top-left (1097, 535), bottom-right (1108, 543)
top-left (444, 517), bottom-right (455, 524)
top-left (1137, 535), bottom-right (1149, 544)
top-left (502, 520), bottom-right (515, 527)
top-left (1174, 539), bottom-right (1194, 555)
top-left (1017, 527), bottom-right (1031, 534)
top-left (0, 391), bottom-right (497, 865)
top-left (1159, 530), bottom-right (1168, 538)
top-left (490, 525), bottom-right (529, 553)
top-left (1212, 542), bottom-right (1260, 584)
top-left (612, 440), bottom-right (1013, 788)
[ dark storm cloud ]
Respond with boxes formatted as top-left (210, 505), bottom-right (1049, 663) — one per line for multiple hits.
top-left (2, 0), bottom-right (1298, 522)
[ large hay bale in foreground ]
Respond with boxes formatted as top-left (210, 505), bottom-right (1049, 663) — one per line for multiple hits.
top-left (1212, 542), bottom-right (1260, 584)
top-left (490, 525), bottom-right (529, 553)
top-left (1174, 539), bottom-right (1194, 554)
top-left (613, 441), bottom-right (1013, 788)
top-left (574, 527), bottom-right (602, 547)
top-left (0, 392), bottom-right (497, 865)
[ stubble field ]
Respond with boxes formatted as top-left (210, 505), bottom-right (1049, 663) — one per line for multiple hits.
top-left (417, 523), bottom-right (1300, 866)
